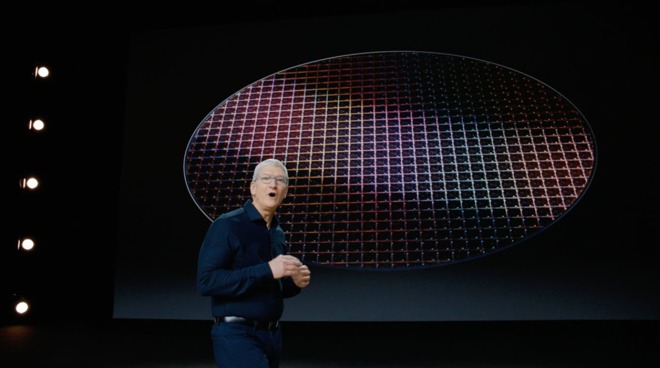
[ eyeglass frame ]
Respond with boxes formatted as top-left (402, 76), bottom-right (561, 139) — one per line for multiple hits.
top-left (257, 175), bottom-right (288, 186)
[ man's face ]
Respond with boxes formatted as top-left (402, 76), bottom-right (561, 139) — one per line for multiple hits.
top-left (250, 165), bottom-right (288, 214)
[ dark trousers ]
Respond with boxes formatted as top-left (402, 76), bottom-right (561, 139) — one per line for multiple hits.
top-left (211, 321), bottom-right (282, 368)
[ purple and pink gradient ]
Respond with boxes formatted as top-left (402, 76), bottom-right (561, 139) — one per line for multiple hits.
top-left (184, 51), bottom-right (596, 269)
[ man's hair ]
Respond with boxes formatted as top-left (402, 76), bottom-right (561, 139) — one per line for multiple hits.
top-left (252, 158), bottom-right (289, 184)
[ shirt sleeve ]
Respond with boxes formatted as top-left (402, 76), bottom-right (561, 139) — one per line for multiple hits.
top-left (197, 217), bottom-right (273, 297)
top-left (281, 277), bottom-right (302, 298)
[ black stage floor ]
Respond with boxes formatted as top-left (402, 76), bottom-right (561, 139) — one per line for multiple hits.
top-left (1, 319), bottom-right (658, 367)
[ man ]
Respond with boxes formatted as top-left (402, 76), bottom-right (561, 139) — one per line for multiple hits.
top-left (197, 158), bottom-right (311, 368)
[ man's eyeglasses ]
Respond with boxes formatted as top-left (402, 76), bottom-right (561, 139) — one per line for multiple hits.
top-left (258, 176), bottom-right (288, 185)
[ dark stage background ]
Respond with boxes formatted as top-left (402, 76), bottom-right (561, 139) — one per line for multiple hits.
top-left (113, 1), bottom-right (659, 322)
top-left (4, 1), bottom-right (659, 326)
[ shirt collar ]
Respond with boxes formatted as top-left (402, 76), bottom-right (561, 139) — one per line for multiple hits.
top-left (244, 198), bottom-right (279, 228)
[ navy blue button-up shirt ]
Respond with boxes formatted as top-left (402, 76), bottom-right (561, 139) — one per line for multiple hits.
top-left (197, 199), bottom-right (301, 321)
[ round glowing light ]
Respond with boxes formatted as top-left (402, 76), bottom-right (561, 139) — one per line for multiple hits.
top-left (37, 66), bottom-right (50, 78)
top-left (15, 301), bottom-right (29, 314)
top-left (21, 238), bottom-right (35, 251)
top-left (25, 177), bottom-right (39, 189)
top-left (31, 119), bottom-right (45, 131)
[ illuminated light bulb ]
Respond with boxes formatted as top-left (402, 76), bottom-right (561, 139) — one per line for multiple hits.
top-left (20, 238), bottom-right (35, 251)
top-left (15, 301), bottom-right (29, 315)
top-left (20, 177), bottom-right (40, 189)
top-left (35, 66), bottom-right (50, 78)
top-left (30, 119), bottom-right (45, 131)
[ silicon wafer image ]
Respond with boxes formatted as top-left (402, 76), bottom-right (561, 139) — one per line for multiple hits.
top-left (184, 51), bottom-right (596, 270)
